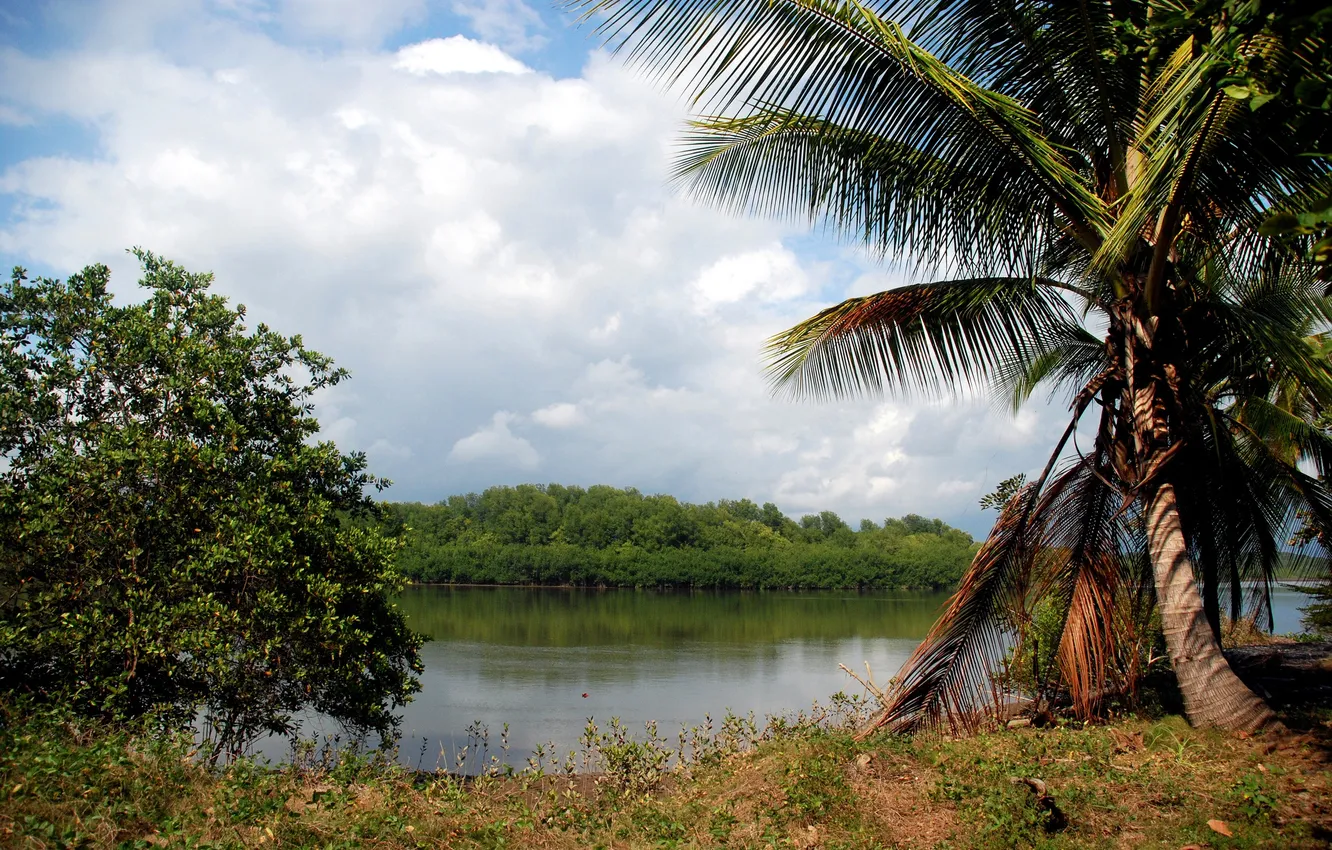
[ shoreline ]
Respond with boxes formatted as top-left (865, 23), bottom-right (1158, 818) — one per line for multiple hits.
top-left (402, 580), bottom-right (951, 592)
top-left (402, 578), bottom-right (1323, 593)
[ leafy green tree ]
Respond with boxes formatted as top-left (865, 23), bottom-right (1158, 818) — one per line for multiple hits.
top-left (978, 475), bottom-right (1028, 513)
top-left (718, 498), bottom-right (760, 522)
top-left (900, 515), bottom-right (943, 537)
top-left (759, 502), bottom-right (788, 532)
top-left (0, 252), bottom-right (423, 760)
top-left (574, 0), bottom-right (1332, 730)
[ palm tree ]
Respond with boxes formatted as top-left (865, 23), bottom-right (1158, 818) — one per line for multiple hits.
top-left (572, 0), bottom-right (1332, 730)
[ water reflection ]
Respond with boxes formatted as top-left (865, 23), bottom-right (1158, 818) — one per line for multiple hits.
top-left (270, 584), bottom-right (1316, 767)
top-left (396, 586), bottom-right (952, 647)
top-left (371, 587), bottom-right (935, 767)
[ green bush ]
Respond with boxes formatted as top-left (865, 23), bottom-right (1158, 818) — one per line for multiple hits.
top-left (0, 252), bottom-right (423, 759)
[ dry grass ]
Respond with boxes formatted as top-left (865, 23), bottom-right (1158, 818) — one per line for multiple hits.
top-left (925, 716), bottom-right (1331, 848)
top-left (1221, 616), bottom-right (1294, 649)
top-left (849, 750), bottom-right (958, 847)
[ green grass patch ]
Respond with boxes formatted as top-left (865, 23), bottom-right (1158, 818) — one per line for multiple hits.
top-left (2, 707), bottom-right (1329, 848)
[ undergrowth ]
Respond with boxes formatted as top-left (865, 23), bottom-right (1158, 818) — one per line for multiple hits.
top-left (2, 700), bottom-right (1329, 848)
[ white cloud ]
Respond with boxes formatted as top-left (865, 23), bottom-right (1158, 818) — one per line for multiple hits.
top-left (320, 415), bottom-right (358, 447)
top-left (532, 403), bottom-right (584, 429)
top-left (589, 313), bottom-right (620, 341)
top-left (144, 148), bottom-right (229, 199)
top-left (427, 213), bottom-right (504, 266)
top-left (393, 36), bottom-right (530, 76)
top-left (0, 105), bottom-right (34, 126)
top-left (692, 244), bottom-right (810, 311)
top-left (751, 434), bottom-right (799, 455)
top-left (935, 479), bottom-right (979, 497)
top-left (369, 438), bottom-right (414, 461)
top-left (450, 412), bottom-right (540, 469)
top-left (281, 0), bottom-right (426, 45)
top-left (0, 12), bottom-right (1073, 536)
top-left (578, 357), bottom-right (647, 393)
top-left (209, 0), bottom-right (272, 16)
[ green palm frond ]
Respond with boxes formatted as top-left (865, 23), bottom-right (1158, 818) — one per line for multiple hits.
top-left (1093, 29), bottom-right (1330, 303)
top-left (1091, 47), bottom-right (1234, 289)
top-left (1178, 246), bottom-right (1332, 414)
top-left (1175, 413), bottom-right (1287, 631)
top-left (992, 322), bottom-right (1107, 412)
top-left (573, 0), bottom-right (1109, 252)
top-left (1230, 396), bottom-right (1332, 470)
top-left (764, 277), bottom-right (1081, 399)
top-left (902, 0), bottom-right (1137, 193)
top-left (850, 12), bottom-right (1107, 247)
top-left (1278, 463), bottom-right (1332, 576)
top-left (1200, 311), bottom-right (1332, 414)
top-left (676, 109), bottom-right (1071, 274)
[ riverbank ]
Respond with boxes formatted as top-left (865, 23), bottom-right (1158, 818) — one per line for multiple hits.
top-left (5, 703), bottom-right (1329, 848)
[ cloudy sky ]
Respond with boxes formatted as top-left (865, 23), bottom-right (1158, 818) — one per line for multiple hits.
top-left (0, 0), bottom-right (1073, 536)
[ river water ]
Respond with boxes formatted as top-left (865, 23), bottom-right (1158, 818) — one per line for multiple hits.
top-left (281, 583), bottom-right (1313, 769)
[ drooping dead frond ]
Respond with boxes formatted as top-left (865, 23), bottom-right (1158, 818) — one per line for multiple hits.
top-left (1036, 443), bottom-right (1136, 718)
top-left (869, 398), bottom-right (1144, 732)
top-left (1056, 563), bottom-right (1121, 717)
top-left (864, 480), bottom-right (1042, 735)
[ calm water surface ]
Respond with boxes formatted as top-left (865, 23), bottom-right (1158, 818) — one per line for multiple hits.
top-left (281, 584), bottom-right (1317, 767)
top-left (388, 587), bottom-right (950, 767)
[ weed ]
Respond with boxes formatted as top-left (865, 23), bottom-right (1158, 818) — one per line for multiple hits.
top-left (1144, 718), bottom-right (1203, 765)
top-left (1232, 772), bottom-right (1279, 821)
top-left (708, 805), bottom-right (739, 844)
top-left (583, 717), bottom-right (675, 796)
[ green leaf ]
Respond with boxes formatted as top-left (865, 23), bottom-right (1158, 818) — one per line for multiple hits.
top-left (1260, 212), bottom-right (1302, 236)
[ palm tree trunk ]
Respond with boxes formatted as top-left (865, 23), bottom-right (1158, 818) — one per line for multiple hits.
top-left (1146, 481), bottom-right (1277, 731)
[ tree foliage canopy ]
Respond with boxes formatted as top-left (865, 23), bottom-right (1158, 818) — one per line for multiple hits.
top-left (0, 252), bottom-right (423, 758)
top-left (387, 484), bottom-right (978, 589)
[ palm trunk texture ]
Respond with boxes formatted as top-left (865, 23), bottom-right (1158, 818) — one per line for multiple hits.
top-left (1146, 482), bottom-right (1277, 731)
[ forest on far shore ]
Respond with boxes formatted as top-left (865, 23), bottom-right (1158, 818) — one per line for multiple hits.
top-left (383, 484), bottom-right (980, 589)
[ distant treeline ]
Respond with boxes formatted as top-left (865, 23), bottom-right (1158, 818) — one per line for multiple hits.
top-left (382, 484), bottom-right (979, 589)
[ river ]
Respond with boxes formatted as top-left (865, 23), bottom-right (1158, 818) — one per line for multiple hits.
top-left (275, 583), bottom-right (1315, 770)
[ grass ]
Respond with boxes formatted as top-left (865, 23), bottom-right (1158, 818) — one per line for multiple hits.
top-left (2, 704), bottom-right (1330, 849)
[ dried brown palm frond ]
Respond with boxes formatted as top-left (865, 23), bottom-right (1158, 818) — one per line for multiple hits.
top-left (1036, 441), bottom-right (1138, 719)
top-left (863, 485), bottom-right (1040, 735)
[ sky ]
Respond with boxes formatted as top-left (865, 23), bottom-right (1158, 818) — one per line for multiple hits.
top-left (0, 0), bottom-right (1076, 536)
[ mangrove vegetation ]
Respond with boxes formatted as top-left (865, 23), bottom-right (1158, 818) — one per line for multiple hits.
top-left (384, 486), bottom-right (979, 589)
